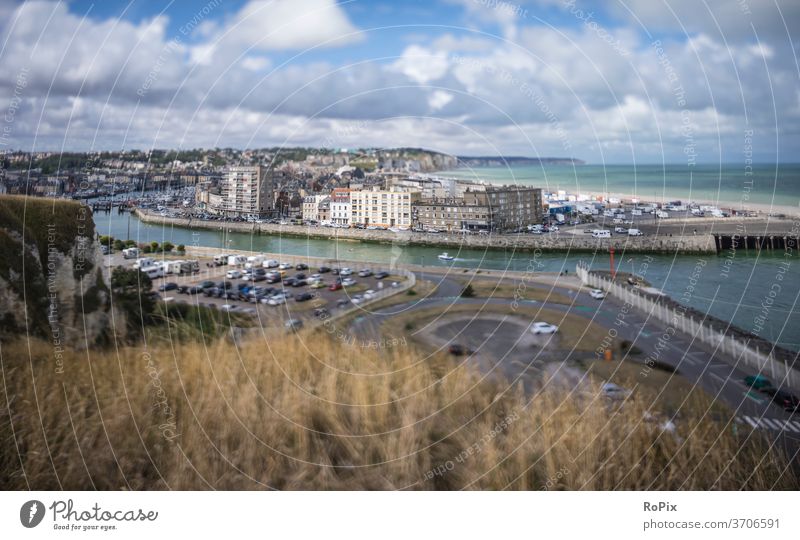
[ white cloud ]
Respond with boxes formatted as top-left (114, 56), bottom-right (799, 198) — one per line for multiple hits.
top-left (391, 45), bottom-right (450, 84)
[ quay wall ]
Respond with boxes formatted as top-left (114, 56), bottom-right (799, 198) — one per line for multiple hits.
top-left (135, 210), bottom-right (717, 254)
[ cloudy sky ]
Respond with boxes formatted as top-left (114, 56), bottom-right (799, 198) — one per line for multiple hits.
top-left (0, 0), bottom-right (797, 163)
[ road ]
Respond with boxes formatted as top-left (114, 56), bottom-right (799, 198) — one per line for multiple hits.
top-left (349, 270), bottom-right (800, 463)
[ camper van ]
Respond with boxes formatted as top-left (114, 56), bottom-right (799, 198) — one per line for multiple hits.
top-left (245, 256), bottom-right (264, 269)
top-left (162, 260), bottom-right (185, 275)
top-left (213, 254), bottom-right (231, 266)
top-left (132, 257), bottom-right (155, 270)
top-left (655, 211), bottom-right (670, 219)
top-left (140, 265), bottom-right (164, 279)
top-left (122, 247), bottom-right (140, 259)
top-left (228, 255), bottom-right (247, 267)
top-left (592, 229), bottom-right (611, 238)
top-left (180, 260), bottom-right (200, 274)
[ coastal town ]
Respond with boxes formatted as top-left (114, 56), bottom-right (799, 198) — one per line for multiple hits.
top-left (3, 148), bottom-right (793, 248)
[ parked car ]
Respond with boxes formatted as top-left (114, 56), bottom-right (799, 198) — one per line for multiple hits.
top-left (310, 280), bottom-right (326, 289)
top-left (339, 267), bottom-right (353, 276)
top-left (295, 263), bottom-right (309, 270)
top-left (267, 295), bottom-right (286, 306)
top-left (279, 262), bottom-right (293, 270)
top-left (341, 278), bottom-right (357, 287)
top-left (226, 269), bottom-right (242, 279)
top-left (744, 374), bottom-right (772, 390)
top-left (285, 319), bottom-right (303, 331)
top-left (158, 282), bottom-right (178, 292)
top-left (448, 344), bottom-right (471, 356)
top-left (336, 298), bottom-right (350, 307)
top-left (363, 289), bottom-right (377, 299)
top-left (374, 271), bottom-right (389, 279)
top-left (358, 269), bottom-right (373, 277)
top-left (220, 304), bottom-right (237, 312)
top-left (329, 282), bottom-right (343, 291)
top-left (589, 289), bottom-right (605, 299)
top-left (200, 280), bottom-right (215, 289)
top-left (295, 292), bottom-right (313, 302)
top-left (318, 266), bottom-right (331, 273)
top-left (531, 322), bottom-right (559, 334)
top-left (314, 308), bottom-right (330, 318)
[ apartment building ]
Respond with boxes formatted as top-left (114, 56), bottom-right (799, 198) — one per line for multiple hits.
top-left (302, 194), bottom-right (330, 222)
top-left (413, 187), bottom-right (543, 232)
top-left (413, 199), bottom-right (491, 232)
top-left (350, 187), bottom-right (419, 228)
top-left (220, 165), bottom-right (278, 218)
top-left (484, 186), bottom-right (543, 230)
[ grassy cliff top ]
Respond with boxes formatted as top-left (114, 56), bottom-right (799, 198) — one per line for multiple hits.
top-left (0, 195), bottom-right (95, 260)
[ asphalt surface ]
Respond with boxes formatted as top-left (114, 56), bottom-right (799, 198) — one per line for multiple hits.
top-left (349, 271), bottom-right (800, 463)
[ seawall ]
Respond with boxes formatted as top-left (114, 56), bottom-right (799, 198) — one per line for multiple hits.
top-left (134, 209), bottom-right (718, 254)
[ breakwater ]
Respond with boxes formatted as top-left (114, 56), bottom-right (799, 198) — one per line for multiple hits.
top-left (134, 210), bottom-right (717, 254)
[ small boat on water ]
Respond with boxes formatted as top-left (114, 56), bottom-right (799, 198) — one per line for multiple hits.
top-left (437, 252), bottom-right (454, 261)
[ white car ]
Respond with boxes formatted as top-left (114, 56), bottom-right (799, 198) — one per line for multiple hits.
top-left (267, 295), bottom-right (287, 306)
top-left (589, 289), bottom-right (605, 299)
top-left (339, 267), bottom-right (353, 276)
top-left (530, 322), bottom-right (559, 334)
top-left (341, 278), bottom-right (357, 287)
top-left (614, 226), bottom-right (628, 234)
top-left (263, 259), bottom-right (279, 268)
top-left (363, 289), bottom-right (377, 299)
top-left (220, 304), bottom-right (237, 312)
top-left (279, 262), bottom-right (293, 270)
top-left (226, 269), bottom-right (242, 279)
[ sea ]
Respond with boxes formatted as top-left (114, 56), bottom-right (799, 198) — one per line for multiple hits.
top-left (440, 163), bottom-right (800, 209)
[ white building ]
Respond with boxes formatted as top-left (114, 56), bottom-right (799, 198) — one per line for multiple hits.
top-left (330, 188), bottom-right (351, 226)
top-left (350, 187), bottom-right (419, 228)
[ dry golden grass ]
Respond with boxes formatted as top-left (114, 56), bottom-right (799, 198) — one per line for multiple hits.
top-left (1, 336), bottom-right (795, 490)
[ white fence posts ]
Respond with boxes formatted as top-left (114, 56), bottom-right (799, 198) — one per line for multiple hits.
top-left (575, 262), bottom-right (799, 390)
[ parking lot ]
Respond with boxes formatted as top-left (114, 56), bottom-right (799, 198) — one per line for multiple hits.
top-left (145, 258), bottom-right (408, 329)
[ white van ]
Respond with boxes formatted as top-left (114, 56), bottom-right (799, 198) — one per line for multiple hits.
top-left (162, 260), bottom-right (184, 274)
top-left (213, 254), bottom-right (230, 266)
top-left (245, 256), bottom-right (264, 269)
top-left (262, 259), bottom-right (279, 268)
top-left (628, 228), bottom-right (643, 236)
top-left (228, 255), bottom-right (247, 267)
top-left (122, 247), bottom-right (139, 259)
top-left (592, 229), bottom-right (611, 238)
top-left (656, 211), bottom-right (670, 219)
